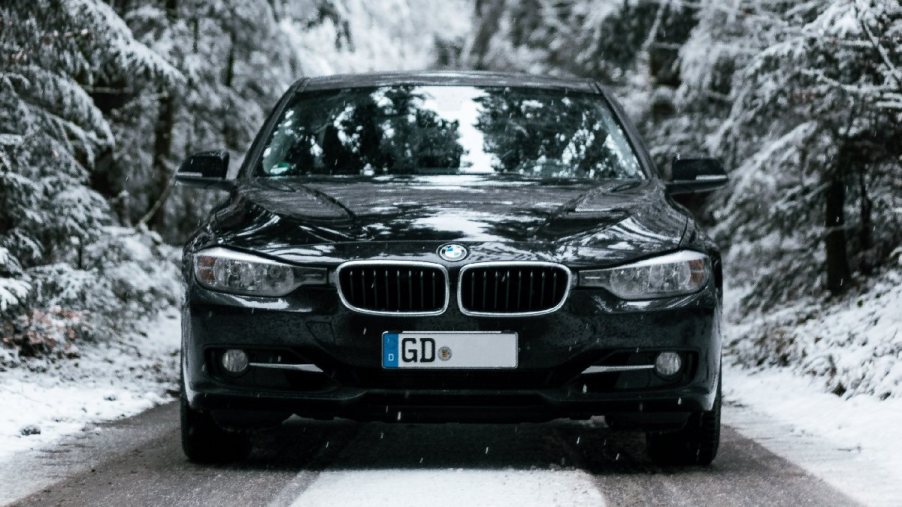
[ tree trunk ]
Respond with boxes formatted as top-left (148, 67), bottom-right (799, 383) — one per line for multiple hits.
top-left (824, 175), bottom-right (851, 295)
top-left (222, 32), bottom-right (237, 149)
top-left (857, 165), bottom-right (873, 274)
top-left (462, 0), bottom-right (506, 69)
top-left (146, 0), bottom-right (178, 231)
top-left (858, 187), bottom-right (872, 249)
top-left (148, 91), bottom-right (174, 231)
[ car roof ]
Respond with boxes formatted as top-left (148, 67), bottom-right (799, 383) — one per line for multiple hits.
top-left (296, 70), bottom-right (599, 93)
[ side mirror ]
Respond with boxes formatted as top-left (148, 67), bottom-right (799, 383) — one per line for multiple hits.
top-left (175, 150), bottom-right (233, 190)
top-left (666, 158), bottom-right (728, 195)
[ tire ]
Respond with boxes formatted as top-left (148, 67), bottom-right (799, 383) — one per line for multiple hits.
top-left (646, 375), bottom-right (721, 466)
top-left (180, 387), bottom-right (251, 463)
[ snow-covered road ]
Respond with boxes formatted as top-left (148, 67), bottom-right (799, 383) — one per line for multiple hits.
top-left (723, 364), bottom-right (902, 506)
top-left (0, 402), bottom-right (857, 507)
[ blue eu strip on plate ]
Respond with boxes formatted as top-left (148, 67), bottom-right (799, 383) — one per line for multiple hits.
top-left (383, 333), bottom-right (399, 368)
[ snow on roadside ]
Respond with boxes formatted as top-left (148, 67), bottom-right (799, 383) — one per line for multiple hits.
top-left (724, 363), bottom-right (902, 506)
top-left (725, 266), bottom-right (902, 399)
top-left (722, 263), bottom-right (902, 505)
top-left (0, 308), bottom-right (180, 460)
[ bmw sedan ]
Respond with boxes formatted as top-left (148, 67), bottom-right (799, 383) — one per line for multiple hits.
top-left (176, 71), bottom-right (728, 466)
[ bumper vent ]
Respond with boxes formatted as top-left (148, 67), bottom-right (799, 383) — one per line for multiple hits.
top-left (337, 261), bottom-right (448, 315)
top-left (458, 262), bottom-right (571, 316)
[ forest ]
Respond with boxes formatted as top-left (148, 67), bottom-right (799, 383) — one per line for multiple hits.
top-left (1, 0), bottom-right (900, 399)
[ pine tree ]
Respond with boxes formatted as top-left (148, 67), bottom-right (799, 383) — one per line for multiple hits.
top-left (110, 0), bottom-right (304, 240)
top-left (703, 0), bottom-right (902, 306)
top-left (0, 0), bottom-right (181, 319)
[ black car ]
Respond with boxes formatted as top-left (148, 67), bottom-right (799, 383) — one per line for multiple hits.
top-left (176, 71), bottom-right (728, 465)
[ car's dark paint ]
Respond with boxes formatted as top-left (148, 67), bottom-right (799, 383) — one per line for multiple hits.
top-left (190, 177), bottom-right (688, 263)
top-left (298, 71), bottom-right (599, 94)
top-left (179, 71), bottom-right (723, 432)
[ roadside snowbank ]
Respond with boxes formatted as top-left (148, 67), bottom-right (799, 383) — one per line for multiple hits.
top-left (724, 363), bottom-right (902, 506)
top-left (725, 266), bottom-right (902, 399)
top-left (0, 308), bottom-right (180, 460)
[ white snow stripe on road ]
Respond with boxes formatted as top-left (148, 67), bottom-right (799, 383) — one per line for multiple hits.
top-left (287, 469), bottom-right (605, 507)
top-left (265, 470), bottom-right (320, 507)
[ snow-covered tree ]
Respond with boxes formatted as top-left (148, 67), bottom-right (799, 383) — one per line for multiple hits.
top-left (105, 0), bottom-right (305, 239)
top-left (691, 0), bottom-right (902, 308)
top-left (0, 0), bottom-right (181, 322)
top-left (463, 0), bottom-right (696, 122)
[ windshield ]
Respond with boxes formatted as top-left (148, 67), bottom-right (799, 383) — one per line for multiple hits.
top-left (255, 85), bottom-right (644, 181)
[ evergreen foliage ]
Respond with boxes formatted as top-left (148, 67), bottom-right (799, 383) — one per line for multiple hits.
top-left (1, 0), bottom-right (183, 345)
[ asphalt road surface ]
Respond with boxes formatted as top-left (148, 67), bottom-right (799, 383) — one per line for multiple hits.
top-left (5, 402), bottom-right (857, 507)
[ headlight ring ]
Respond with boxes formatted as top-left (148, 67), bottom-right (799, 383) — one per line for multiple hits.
top-left (578, 250), bottom-right (710, 300)
top-left (193, 247), bottom-right (327, 297)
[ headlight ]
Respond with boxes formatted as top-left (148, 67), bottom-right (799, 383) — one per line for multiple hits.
top-left (193, 247), bottom-right (326, 297)
top-left (578, 251), bottom-right (710, 300)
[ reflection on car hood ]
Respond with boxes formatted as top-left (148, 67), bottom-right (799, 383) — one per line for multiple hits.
top-left (205, 175), bottom-right (688, 265)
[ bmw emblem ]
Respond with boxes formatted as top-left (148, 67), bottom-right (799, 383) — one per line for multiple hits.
top-left (438, 244), bottom-right (468, 262)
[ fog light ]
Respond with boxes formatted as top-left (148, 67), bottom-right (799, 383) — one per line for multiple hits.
top-left (221, 349), bottom-right (249, 374)
top-left (654, 352), bottom-right (682, 377)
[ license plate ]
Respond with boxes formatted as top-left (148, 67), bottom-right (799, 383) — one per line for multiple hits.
top-left (382, 331), bottom-right (518, 369)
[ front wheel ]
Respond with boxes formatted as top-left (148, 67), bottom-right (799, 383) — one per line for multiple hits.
top-left (646, 375), bottom-right (721, 466)
top-left (180, 391), bottom-right (251, 463)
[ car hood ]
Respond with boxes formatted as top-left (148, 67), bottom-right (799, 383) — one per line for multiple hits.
top-left (203, 175), bottom-right (688, 266)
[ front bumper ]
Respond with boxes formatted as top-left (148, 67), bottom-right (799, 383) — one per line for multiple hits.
top-left (183, 282), bottom-right (721, 424)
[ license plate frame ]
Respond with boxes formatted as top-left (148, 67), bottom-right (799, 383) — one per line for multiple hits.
top-left (382, 331), bottom-right (518, 369)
